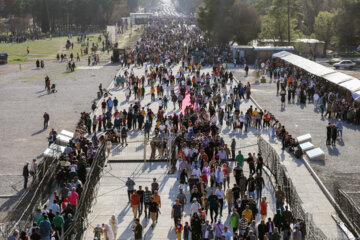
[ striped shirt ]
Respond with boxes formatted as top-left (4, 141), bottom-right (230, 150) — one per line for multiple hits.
top-left (144, 191), bottom-right (152, 203)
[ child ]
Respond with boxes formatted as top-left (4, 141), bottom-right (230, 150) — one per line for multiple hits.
top-left (260, 197), bottom-right (267, 220)
top-left (93, 224), bottom-right (103, 239)
top-left (183, 221), bottom-right (191, 240)
top-left (174, 219), bottom-right (183, 240)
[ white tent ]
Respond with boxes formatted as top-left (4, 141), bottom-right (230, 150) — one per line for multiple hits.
top-left (272, 51), bottom-right (335, 77)
top-left (273, 51), bottom-right (360, 95)
top-left (322, 72), bottom-right (356, 85)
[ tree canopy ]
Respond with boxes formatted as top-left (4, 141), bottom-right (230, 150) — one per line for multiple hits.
top-left (197, 0), bottom-right (261, 46)
top-left (1, 0), bottom-right (142, 33)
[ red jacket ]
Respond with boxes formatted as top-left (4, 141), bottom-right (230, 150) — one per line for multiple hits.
top-left (131, 193), bottom-right (140, 205)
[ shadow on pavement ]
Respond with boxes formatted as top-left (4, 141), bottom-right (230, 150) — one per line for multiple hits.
top-left (31, 129), bottom-right (46, 136)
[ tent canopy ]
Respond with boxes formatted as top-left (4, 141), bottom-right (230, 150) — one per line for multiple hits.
top-left (273, 51), bottom-right (360, 94)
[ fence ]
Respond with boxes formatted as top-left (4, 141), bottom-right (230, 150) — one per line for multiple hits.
top-left (258, 136), bottom-right (327, 240)
top-left (62, 142), bottom-right (106, 240)
top-left (335, 188), bottom-right (360, 234)
top-left (1, 153), bottom-right (61, 238)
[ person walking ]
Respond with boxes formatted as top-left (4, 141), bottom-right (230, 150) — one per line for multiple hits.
top-left (133, 218), bottom-right (143, 240)
top-left (275, 186), bottom-right (285, 213)
top-left (23, 162), bottom-right (29, 189)
top-left (143, 186), bottom-right (152, 219)
top-left (137, 186), bottom-right (144, 217)
top-left (255, 172), bottom-right (265, 203)
top-left (43, 112), bottom-right (50, 129)
top-left (336, 119), bottom-right (343, 140)
top-left (326, 122), bottom-right (331, 146)
top-left (149, 197), bottom-right (159, 228)
top-left (126, 177), bottom-right (135, 203)
top-left (39, 215), bottom-right (52, 240)
top-left (53, 211), bottom-right (64, 238)
top-left (171, 199), bottom-right (182, 226)
top-left (208, 190), bottom-right (219, 224)
top-left (131, 190), bottom-right (140, 218)
top-left (174, 219), bottom-right (183, 240)
top-left (231, 139), bottom-right (236, 160)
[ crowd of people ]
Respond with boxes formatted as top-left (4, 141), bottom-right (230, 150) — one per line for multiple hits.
top-left (81, 19), bottom-right (306, 240)
top-left (261, 59), bottom-right (359, 140)
top-left (11, 17), bottom-right (310, 240)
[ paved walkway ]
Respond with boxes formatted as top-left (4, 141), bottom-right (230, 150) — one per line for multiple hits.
top-left (84, 64), bottom-right (278, 239)
top-left (84, 150), bottom-right (276, 240)
top-left (232, 69), bottom-right (360, 197)
top-left (83, 64), bottom-right (349, 239)
top-left (232, 68), bottom-right (349, 238)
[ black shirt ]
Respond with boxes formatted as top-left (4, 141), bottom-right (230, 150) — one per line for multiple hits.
top-left (30, 232), bottom-right (42, 240)
top-left (149, 201), bottom-right (158, 213)
top-left (232, 186), bottom-right (240, 200)
top-left (137, 190), bottom-right (144, 202)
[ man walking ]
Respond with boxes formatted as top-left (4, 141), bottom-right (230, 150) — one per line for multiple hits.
top-left (131, 190), bottom-right (140, 219)
top-left (137, 186), bottom-right (144, 217)
top-left (171, 199), bottom-right (182, 226)
top-left (149, 197), bottom-right (159, 228)
top-left (143, 186), bottom-right (152, 219)
top-left (23, 162), bottom-right (29, 189)
top-left (126, 177), bottom-right (135, 203)
top-left (231, 139), bottom-right (236, 160)
top-left (208, 190), bottom-right (219, 224)
top-left (275, 186), bottom-right (285, 213)
top-left (43, 112), bottom-right (50, 129)
top-left (133, 218), bottom-right (143, 240)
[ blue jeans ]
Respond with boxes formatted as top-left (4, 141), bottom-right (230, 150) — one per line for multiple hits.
top-left (337, 129), bottom-right (342, 138)
top-left (256, 188), bottom-right (262, 201)
top-left (276, 201), bottom-right (284, 213)
top-left (248, 191), bottom-right (255, 199)
top-left (138, 201), bottom-right (143, 216)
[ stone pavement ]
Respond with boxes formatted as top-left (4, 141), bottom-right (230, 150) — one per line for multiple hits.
top-left (232, 69), bottom-right (360, 205)
top-left (231, 68), bottom-right (350, 238)
top-left (83, 148), bottom-right (276, 240)
top-left (83, 64), bottom-right (349, 238)
top-left (84, 64), bottom-right (279, 239)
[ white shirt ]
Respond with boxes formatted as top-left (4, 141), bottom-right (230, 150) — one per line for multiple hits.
top-left (215, 189), bottom-right (224, 199)
top-left (192, 168), bottom-right (201, 179)
top-left (190, 202), bottom-right (201, 216)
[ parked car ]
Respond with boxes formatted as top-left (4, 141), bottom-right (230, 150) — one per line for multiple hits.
top-left (0, 53), bottom-right (8, 64)
top-left (333, 60), bottom-right (356, 69)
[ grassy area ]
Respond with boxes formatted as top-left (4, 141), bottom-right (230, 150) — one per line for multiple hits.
top-left (0, 34), bottom-right (102, 62)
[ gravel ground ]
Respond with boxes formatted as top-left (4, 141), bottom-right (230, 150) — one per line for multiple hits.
top-left (232, 69), bottom-right (360, 206)
top-left (0, 27), bottom-right (143, 220)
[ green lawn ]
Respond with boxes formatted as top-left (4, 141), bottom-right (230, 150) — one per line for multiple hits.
top-left (0, 34), bottom-right (102, 62)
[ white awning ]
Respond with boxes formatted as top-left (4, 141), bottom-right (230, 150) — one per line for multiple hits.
top-left (339, 79), bottom-right (360, 93)
top-left (322, 72), bottom-right (355, 85)
top-left (273, 51), bottom-right (360, 94)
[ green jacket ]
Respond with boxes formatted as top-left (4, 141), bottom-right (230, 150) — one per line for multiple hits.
top-left (229, 212), bottom-right (240, 228)
top-left (53, 215), bottom-right (64, 228)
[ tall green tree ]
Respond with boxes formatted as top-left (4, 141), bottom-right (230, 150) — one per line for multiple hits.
top-left (301, 0), bottom-right (323, 35)
top-left (197, 0), bottom-right (236, 45)
top-left (259, 0), bottom-right (301, 44)
top-left (314, 11), bottom-right (336, 55)
top-left (231, 1), bottom-right (261, 45)
top-left (335, 0), bottom-right (360, 48)
top-left (40, 0), bottom-right (50, 32)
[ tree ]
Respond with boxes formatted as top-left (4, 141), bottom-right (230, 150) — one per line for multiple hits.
top-left (301, 0), bottom-right (324, 35)
top-left (40, 0), bottom-right (50, 32)
top-left (314, 11), bottom-right (336, 55)
top-left (259, 0), bottom-right (301, 44)
top-left (231, 1), bottom-right (261, 45)
top-left (335, 0), bottom-right (360, 48)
